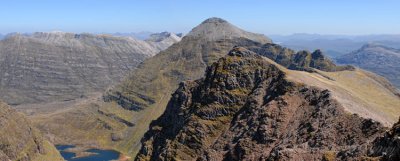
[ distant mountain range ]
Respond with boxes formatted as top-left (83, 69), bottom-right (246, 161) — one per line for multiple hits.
top-left (111, 31), bottom-right (183, 40)
top-left (336, 44), bottom-right (400, 88)
top-left (269, 33), bottom-right (400, 58)
top-left (0, 31), bottom-right (180, 105)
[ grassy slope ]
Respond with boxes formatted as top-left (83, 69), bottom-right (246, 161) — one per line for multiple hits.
top-left (0, 102), bottom-right (64, 161)
top-left (264, 57), bottom-right (400, 126)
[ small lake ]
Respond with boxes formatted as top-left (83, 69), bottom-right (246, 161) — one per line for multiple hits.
top-left (56, 145), bottom-right (120, 161)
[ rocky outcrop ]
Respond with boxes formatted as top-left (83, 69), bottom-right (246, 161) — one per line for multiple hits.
top-left (336, 43), bottom-right (400, 88)
top-left (0, 32), bottom-right (178, 105)
top-left (369, 118), bottom-right (400, 160)
top-left (248, 43), bottom-right (354, 72)
top-left (136, 47), bottom-right (394, 161)
top-left (0, 101), bottom-right (63, 161)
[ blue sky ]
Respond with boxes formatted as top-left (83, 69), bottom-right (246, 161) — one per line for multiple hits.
top-left (0, 0), bottom-right (399, 35)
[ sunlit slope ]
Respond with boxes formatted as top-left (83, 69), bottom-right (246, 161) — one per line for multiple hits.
top-left (265, 57), bottom-right (400, 126)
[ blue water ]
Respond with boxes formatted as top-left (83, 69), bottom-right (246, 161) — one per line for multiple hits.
top-left (56, 145), bottom-right (120, 161)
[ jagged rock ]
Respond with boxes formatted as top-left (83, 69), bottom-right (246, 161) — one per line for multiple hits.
top-left (135, 47), bottom-right (391, 161)
top-left (248, 43), bottom-right (354, 72)
top-left (368, 117), bottom-right (400, 160)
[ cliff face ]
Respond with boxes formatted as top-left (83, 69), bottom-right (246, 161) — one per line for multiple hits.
top-left (369, 118), bottom-right (400, 160)
top-left (0, 32), bottom-right (176, 105)
top-left (0, 101), bottom-right (63, 161)
top-left (136, 47), bottom-right (395, 161)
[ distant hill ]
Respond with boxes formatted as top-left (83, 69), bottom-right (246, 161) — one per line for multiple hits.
top-left (0, 31), bottom-right (180, 105)
top-left (336, 44), bottom-right (400, 88)
top-left (270, 34), bottom-right (400, 58)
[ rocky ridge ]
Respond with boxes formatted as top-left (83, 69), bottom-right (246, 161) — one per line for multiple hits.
top-left (136, 47), bottom-right (398, 161)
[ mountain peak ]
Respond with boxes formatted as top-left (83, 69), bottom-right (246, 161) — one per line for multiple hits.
top-left (201, 17), bottom-right (229, 24)
top-left (186, 17), bottom-right (272, 44)
top-left (146, 32), bottom-right (181, 42)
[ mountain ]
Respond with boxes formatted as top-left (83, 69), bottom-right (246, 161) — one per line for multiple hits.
top-left (336, 44), bottom-right (400, 88)
top-left (145, 32), bottom-right (182, 51)
top-left (34, 17), bottom-right (273, 156)
top-left (0, 34), bottom-right (4, 40)
top-left (0, 31), bottom-right (178, 105)
top-left (186, 18), bottom-right (270, 44)
top-left (136, 47), bottom-right (400, 160)
top-left (113, 31), bottom-right (154, 40)
top-left (31, 18), bottom-right (400, 159)
top-left (0, 101), bottom-right (63, 161)
top-left (270, 34), bottom-right (400, 58)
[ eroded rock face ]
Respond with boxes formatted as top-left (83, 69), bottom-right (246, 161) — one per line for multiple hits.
top-left (0, 101), bottom-right (63, 161)
top-left (135, 47), bottom-right (391, 161)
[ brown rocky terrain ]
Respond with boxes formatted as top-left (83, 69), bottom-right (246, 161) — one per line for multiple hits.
top-left (0, 101), bottom-right (63, 161)
top-left (136, 47), bottom-right (399, 161)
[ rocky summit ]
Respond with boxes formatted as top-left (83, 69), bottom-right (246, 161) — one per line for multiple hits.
top-left (136, 47), bottom-right (399, 161)
top-left (186, 17), bottom-right (271, 44)
top-left (336, 43), bottom-right (400, 89)
top-left (100, 17), bottom-right (273, 154)
top-left (0, 32), bottom-right (178, 105)
top-left (0, 101), bottom-right (63, 161)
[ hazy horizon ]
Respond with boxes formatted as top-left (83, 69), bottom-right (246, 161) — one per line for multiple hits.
top-left (1, 0), bottom-right (400, 35)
